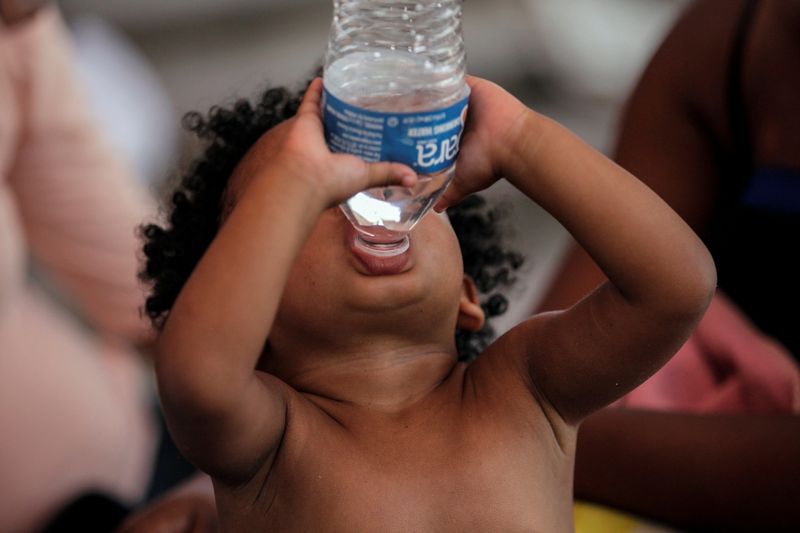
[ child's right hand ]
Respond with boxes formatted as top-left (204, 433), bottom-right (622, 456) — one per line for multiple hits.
top-left (238, 78), bottom-right (418, 210)
top-left (434, 76), bottom-right (534, 211)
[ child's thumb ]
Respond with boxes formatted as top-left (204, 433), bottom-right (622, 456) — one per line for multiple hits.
top-left (358, 160), bottom-right (418, 190)
top-left (434, 179), bottom-right (468, 213)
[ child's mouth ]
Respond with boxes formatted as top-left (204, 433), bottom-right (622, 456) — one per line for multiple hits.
top-left (348, 228), bottom-right (412, 276)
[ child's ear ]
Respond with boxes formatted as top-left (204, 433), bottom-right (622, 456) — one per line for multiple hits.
top-left (457, 276), bottom-right (485, 332)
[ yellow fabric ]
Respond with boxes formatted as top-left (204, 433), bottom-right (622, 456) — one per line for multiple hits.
top-left (574, 502), bottom-right (639, 533)
top-left (574, 501), bottom-right (684, 533)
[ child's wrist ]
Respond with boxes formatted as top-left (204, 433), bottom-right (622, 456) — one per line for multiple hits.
top-left (502, 109), bottom-right (548, 184)
top-left (245, 160), bottom-right (328, 217)
top-left (250, 159), bottom-right (330, 215)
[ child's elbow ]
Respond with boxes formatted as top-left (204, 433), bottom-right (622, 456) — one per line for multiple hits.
top-left (670, 248), bottom-right (717, 322)
top-left (154, 337), bottom-right (235, 420)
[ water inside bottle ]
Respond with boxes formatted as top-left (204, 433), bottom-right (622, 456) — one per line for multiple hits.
top-left (340, 165), bottom-right (453, 245)
top-left (326, 51), bottom-right (464, 255)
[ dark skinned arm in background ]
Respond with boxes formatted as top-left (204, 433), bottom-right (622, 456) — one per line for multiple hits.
top-left (576, 410), bottom-right (800, 531)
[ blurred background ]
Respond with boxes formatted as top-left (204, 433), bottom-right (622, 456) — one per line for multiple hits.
top-left (59, 0), bottom-right (691, 325)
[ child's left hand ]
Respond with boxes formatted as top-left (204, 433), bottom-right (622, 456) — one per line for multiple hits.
top-left (434, 76), bottom-right (535, 212)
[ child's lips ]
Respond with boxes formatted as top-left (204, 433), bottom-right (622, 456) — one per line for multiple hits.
top-left (348, 229), bottom-right (412, 276)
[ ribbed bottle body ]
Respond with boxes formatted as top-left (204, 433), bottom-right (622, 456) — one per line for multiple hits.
top-left (325, 1), bottom-right (466, 111)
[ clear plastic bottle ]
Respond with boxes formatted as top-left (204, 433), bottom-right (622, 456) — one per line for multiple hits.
top-left (323, 0), bottom-right (469, 257)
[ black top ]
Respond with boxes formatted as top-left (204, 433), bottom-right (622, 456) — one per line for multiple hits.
top-left (708, 0), bottom-right (800, 360)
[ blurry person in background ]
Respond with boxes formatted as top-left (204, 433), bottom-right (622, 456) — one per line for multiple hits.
top-left (540, 0), bottom-right (800, 530)
top-left (541, 0), bottom-right (800, 360)
top-left (1, 2), bottom-right (160, 531)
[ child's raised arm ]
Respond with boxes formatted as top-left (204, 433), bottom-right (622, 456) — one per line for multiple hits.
top-left (155, 79), bottom-right (416, 482)
top-left (437, 77), bottom-right (716, 425)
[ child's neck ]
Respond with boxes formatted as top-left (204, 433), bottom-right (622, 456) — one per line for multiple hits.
top-left (264, 340), bottom-right (458, 413)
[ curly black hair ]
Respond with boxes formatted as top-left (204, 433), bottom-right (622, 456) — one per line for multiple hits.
top-left (140, 82), bottom-right (523, 362)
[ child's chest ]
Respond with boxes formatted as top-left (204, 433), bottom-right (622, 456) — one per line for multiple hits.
top-left (219, 391), bottom-right (576, 532)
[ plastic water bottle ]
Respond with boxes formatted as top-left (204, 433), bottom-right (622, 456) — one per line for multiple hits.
top-left (323, 0), bottom-right (469, 257)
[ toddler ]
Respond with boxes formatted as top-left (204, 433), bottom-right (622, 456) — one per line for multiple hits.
top-left (141, 76), bottom-right (716, 532)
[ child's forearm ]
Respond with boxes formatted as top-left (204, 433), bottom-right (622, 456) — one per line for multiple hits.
top-left (506, 112), bottom-right (716, 318)
top-left (158, 168), bottom-right (325, 404)
top-left (496, 111), bottom-right (716, 422)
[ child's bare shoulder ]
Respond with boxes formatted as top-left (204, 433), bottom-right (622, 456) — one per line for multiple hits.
top-left (463, 315), bottom-right (576, 437)
top-left (464, 320), bottom-right (553, 409)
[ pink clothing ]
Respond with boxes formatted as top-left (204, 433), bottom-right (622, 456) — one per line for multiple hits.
top-left (1, 8), bottom-right (156, 532)
top-left (618, 292), bottom-right (800, 414)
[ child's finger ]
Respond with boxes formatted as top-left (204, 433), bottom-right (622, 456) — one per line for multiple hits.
top-left (330, 154), bottom-right (418, 198)
top-left (434, 179), bottom-right (468, 213)
top-left (464, 75), bottom-right (481, 90)
top-left (360, 161), bottom-right (418, 190)
top-left (297, 78), bottom-right (324, 117)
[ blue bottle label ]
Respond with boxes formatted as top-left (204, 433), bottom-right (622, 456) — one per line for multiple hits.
top-left (322, 86), bottom-right (470, 175)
